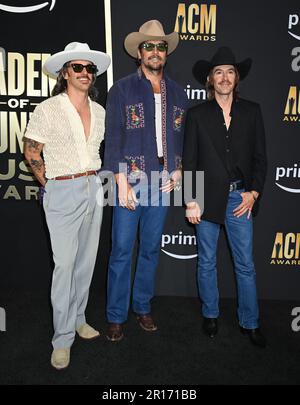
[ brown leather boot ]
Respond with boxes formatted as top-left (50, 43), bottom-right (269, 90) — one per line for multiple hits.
top-left (136, 313), bottom-right (158, 331)
top-left (106, 323), bottom-right (124, 342)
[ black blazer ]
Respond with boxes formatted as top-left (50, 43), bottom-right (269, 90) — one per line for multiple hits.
top-left (183, 98), bottom-right (267, 224)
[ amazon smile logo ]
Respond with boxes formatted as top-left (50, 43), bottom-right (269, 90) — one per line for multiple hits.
top-left (275, 164), bottom-right (300, 193)
top-left (288, 14), bottom-right (300, 41)
top-left (0, 1), bottom-right (56, 13)
top-left (161, 231), bottom-right (197, 260)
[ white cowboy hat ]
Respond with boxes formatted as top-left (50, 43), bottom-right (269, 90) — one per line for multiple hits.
top-left (43, 42), bottom-right (111, 78)
top-left (124, 20), bottom-right (179, 58)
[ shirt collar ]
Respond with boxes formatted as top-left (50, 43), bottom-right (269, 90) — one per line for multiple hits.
top-left (137, 67), bottom-right (167, 83)
top-left (211, 97), bottom-right (239, 114)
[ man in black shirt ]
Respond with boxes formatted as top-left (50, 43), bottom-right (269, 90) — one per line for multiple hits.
top-left (183, 47), bottom-right (267, 348)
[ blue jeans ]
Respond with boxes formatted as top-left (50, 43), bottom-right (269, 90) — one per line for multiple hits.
top-left (106, 184), bottom-right (169, 323)
top-left (195, 189), bottom-right (259, 329)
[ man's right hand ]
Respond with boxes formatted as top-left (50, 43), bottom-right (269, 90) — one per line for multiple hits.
top-left (115, 173), bottom-right (138, 210)
top-left (185, 201), bottom-right (201, 224)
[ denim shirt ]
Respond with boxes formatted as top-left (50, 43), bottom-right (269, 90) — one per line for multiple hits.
top-left (103, 68), bottom-right (188, 183)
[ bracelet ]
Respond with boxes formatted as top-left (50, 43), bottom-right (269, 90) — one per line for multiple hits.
top-left (250, 191), bottom-right (257, 202)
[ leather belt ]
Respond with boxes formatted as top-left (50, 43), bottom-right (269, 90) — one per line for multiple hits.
top-left (52, 170), bottom-right (97, 181)
top-left (158, 156), bottom-right (164, 165)
top-left (229, 180), bottom-right (244, 192)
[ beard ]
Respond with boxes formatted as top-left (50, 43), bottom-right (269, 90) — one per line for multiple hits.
top-left (142, 55), bottom-right (166, 73)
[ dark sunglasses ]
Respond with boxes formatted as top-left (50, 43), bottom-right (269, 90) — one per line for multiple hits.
top-left (69, 63), bottom-right (98, 74)
top-left (139, 42), bottom-right (168, 52)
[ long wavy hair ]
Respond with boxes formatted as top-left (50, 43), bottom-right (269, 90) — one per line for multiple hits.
top-left (51, 62), bottom-right (98, 100)
top-left (206, 66), bottom-right (240, 101)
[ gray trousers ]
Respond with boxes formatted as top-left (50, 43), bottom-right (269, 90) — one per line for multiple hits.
top-left (43, 174), bottom-right (103, 349)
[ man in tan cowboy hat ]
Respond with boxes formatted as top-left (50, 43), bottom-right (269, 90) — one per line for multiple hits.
top-left (24, 42), bottom-right (110, 369)
top-left (104, 20), bottom-right (187, 341)
top-left (183, 46), bottom-right (267, 348)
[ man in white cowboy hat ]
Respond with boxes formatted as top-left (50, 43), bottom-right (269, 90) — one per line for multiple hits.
top-left (183, 46), bottom-right (268, 348)
top-left (103, 20), bottom-right (187, 341)
top-left (24, 42), bottom-right (110, 369)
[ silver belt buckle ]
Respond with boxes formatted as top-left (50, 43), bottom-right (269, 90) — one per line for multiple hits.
top-left (229, 182), bottom-right (236, 192)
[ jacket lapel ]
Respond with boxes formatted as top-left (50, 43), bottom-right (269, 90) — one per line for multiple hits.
top-left (206, 100), bottom-right (228, 171)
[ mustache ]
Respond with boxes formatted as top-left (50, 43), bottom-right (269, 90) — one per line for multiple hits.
top-left (148, 55), bottom-right (162, 61)
top-left (220, 80), bottom-right (232, 85)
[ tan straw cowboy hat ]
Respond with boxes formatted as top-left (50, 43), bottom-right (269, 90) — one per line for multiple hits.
top-left (124, 20), bottom-right (179, 58)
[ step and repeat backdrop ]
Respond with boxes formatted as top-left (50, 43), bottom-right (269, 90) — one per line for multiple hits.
top-left (0, 0), bottom-right (108, 293)
top-left (0, 0), bottom-right (299, 300)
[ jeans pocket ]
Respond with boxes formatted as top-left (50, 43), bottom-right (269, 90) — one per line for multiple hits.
top-left (236, 188), bottom-right (245, 198)
top-left (43, 180), bottom-right (53, 209)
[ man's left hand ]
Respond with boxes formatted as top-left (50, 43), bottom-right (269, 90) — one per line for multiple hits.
top-left (160, 169), bottom-right (181, 193)
top-left (233, 191), bottom-right (257, 219)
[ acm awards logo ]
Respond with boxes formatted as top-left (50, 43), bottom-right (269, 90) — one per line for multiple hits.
top-left (0, 1), bottom-right (56, 13)
top-left (283, 86), bottom-right (300, 123)
top-left (174, 3), bottom-right (216, 42)
top-left (270, 232), bottom-right (300, 266)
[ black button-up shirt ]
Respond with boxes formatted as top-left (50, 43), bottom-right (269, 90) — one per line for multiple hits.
top-left (214, 99), bottom-right (243, 182)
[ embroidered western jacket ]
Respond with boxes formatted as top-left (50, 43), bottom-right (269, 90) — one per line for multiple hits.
top-left (103, 69), bottom-right (188, 183)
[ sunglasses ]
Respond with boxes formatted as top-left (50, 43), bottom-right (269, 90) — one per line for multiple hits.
top-left (139, 42), bottom-right (168, 52)
top-left (68, 63), bottom-right (98, 74)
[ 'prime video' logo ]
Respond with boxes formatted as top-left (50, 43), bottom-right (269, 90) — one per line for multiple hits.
top-left (275, 164), bottom-right (300, 193)
top-left (291, 307), bottom-right (300, 332)
top-left (0, 307), bottom-right (6, 332)
top-left (161, 231), bottom-right (197, 260)
top-left (288, 14), bottom-right (300, 40)
top-left (0, 1), bottom-right (56, 13)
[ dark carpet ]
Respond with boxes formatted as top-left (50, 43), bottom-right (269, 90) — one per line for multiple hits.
top-left (0, 289), bottom-right (299, 385)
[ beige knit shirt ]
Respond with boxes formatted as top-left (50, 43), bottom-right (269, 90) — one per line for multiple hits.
top-left (25, 93), bottom-right (105, 179)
